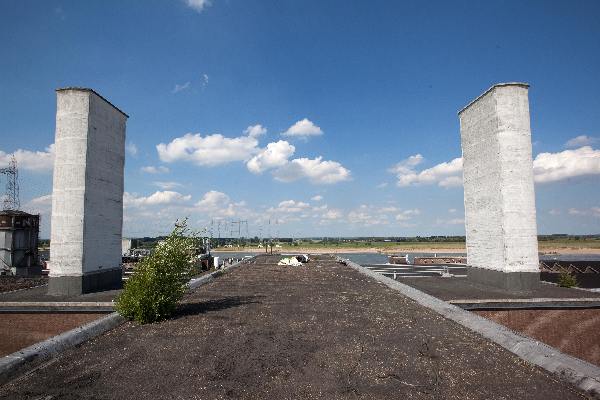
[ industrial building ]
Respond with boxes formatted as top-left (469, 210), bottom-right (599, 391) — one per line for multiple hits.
top-left (0, 210), bottom-right (40, 276)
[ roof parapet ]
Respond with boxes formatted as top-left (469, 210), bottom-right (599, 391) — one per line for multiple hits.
top-left (458, 82), bottom-right (529, 116)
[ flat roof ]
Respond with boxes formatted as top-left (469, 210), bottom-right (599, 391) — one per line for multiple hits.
top-left (56, 87), bottom-right (129, 118)
top-left (458, 82), bottom-right (529, 116)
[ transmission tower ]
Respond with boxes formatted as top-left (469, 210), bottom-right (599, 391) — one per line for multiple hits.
top-left (0, 155), bottom-right (20, 211)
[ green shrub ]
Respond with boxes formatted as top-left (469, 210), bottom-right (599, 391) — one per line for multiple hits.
top-left (558, 271), bottom-right (578, 288)
top-left (116, 219), bottom-right (197, 324)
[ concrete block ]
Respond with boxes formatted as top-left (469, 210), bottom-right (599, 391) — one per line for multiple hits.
top-left (459, 83), bottom-right (539, 289)
top-left (48, 88), bottom-right (128, 295)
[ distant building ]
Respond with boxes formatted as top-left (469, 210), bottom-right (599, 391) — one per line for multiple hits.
top-left (0, 210), bottom-right (40, 276)
top-left (122, 238), bottom-right (133, 256)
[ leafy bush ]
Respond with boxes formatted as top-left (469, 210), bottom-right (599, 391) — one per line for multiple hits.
top-left (116, 219), bottom-right (197, 324)
top-left (558, 271), bottom-right (578, 288)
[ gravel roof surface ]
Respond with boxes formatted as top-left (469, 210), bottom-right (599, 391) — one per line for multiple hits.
top-left (400, 276), bottom-right (600, 301)
top-left (0, 255), bottom-right (588, 399)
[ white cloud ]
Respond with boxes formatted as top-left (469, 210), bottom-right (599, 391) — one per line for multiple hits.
top-left (391, 154), bottom-right (463, 187)
top-left (390, 154), bottom-right (424, 173)
top-left (192, 190), bottom-right (250, 219)
top-left (244, 124), bottom-right (267, 138)
top-left (23, 194), bottom-right (52, 214)
top-left (568, 207), bottom-right (600, 218)
top-left (448, 208), bottom-right (457, 214)
top-left (0, 144), bottom-right (55, 173)
top-left (246, 140), bottom-right (295, 174)
top-left (153, 181), bottom-right (184, 190)
top-left (565, 135), bottom-right (598, 148)
top-left (124, 191), bottom-right (192, 207)
top-left (172, 81), bottom-right (191, 93)
top-left (395, 209), bottom-right (420, 221)
top-left (185, 0), bottom-right (212, 13)
top-left (391, 145), bottom-right (600, 187)
top-left (157, 131), bottom-right (259, 167)
top-left (267, 200), bottom-right (310, 214)
top-left (376, 182), bottom-right (388, 189)
top-left (273, 157), bottom-right (351, 185)
top-left (548, 209), bottom-right (561, 216)
top-left (347, 207), bottom-right (389, 226)
top-left (322, 209), bottom-right (343, 220)
top-left (202, 73), bottom-right (209, 86)
top-left (126, 142), bottom-right (138, 157)
top-left (436, 218), bottom-right (465, 225)
top-left (346, 204), bottom-right (414, 226)
top-left (533, 146), bottom-right (600, 183)
top-left (311, 195), bottom-right (323, 201)
top-left (141, 165), bottom-right (170, 174)
top-left (281, 118), bottom-right (323, 138)
top-left (195, 190), bottom-right (229, 209)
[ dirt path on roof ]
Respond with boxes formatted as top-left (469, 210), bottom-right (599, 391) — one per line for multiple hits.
top-left (0, 255), bottom-right (588, 399)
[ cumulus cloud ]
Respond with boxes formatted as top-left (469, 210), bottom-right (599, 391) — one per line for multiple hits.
top-left (246, 140), bottom-right (295, 174)
top-left (157, 131), bottom-right (259, 167)
top-left (311, 195), bottom-right (323, 201)
top-left (322, 209), bottom-right (343, 220)
top-left (153, 181), bottom-right (184, 190)
top-left (23, 194), bottom-right (52, 214)
top-left (347, 206), bottom-right (389, 226)
top-left (345, 204), bottom-right (419, 226)
top-left (565, 135), bottom-right (598, 148)
top-left (192, 191), bottom-right (249, 219)
top-left (195, 190), bottom-right (230, 209)
top-left (268, 200), bottom-right (310, 214)
top-left (273, 157), bottom-right (351, 185)
top-left (0, 144), bottom-right (55, 173)
top-left (391, 145), bottom-right (600, 187)
top-left (391, 154), bottom-right (462, 187)
top-left (126, 142), bottom-right (138, 157)
top-left (156, 126), bottom-right (348, 185)
top-left (281, 118), bottom-right (323, 138)
top-left (244, 124), bottom-right (267, 138)
top-left (124, 191), bottom-right (192, 207)
top-left (395, 209), bottom-right (420, 221)
top-left (533, 146), bottom-right (600, 183)
top-left (185, 0), bottom-right (212, 13)
top-left (172, 81), bottom-right (191, 93)
top-left (141, 165), bottom-right (170, 174)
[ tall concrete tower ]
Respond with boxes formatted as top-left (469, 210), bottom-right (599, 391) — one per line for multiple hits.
top-left (458, 83), bottom-right (539, 290)
top-left (48, 88), bottom-right (128, 295)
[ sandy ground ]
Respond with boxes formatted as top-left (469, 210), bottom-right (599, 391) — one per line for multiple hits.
top-left (215, 246), bottom-right (600, 255)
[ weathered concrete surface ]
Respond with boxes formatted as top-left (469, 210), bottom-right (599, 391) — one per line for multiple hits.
top-left (49, 88), bottom-right (127, 295)
top-left (459, 83), bottom-right (539, 285)
top-left (0, 255), bottom-right (587, 399)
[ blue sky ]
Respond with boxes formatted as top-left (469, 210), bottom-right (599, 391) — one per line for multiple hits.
top-left (1, 0), bottom-right (599, 238)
